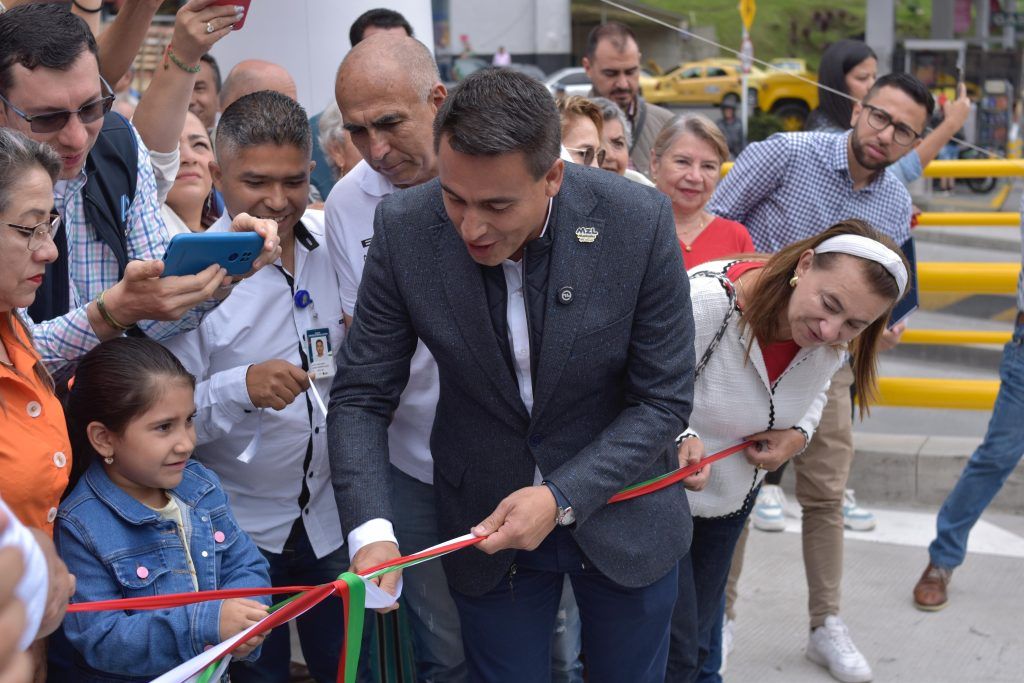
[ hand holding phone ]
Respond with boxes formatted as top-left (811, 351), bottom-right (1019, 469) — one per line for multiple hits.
top-left (210, 0), bottom-right (252, 30)
top-left (162, 232), bottom-right (264, 278)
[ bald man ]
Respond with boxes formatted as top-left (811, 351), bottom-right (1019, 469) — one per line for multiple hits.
top-left (324, 34), bottom-right (469, 682)
top-left (219, 59), bottom-right (297, 112)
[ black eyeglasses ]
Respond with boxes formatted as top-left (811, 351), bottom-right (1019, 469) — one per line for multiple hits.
top-left (565, 146), bottom-right (607, 167)
top-left (3, 211), bottom-right (61, 251)
top-left (0, 77), bottom-right (114, 135)
top-left (863, 104), bottom-right (922, 147)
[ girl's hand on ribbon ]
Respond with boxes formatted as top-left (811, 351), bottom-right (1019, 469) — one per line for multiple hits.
top-left (743, 429), bottom-right (807, 471)
top-left (350, 542), bottom-right (401, 614)
top-left (472, 486), bottom-right (557, 554)
top-left (219, 598), bottom-right (268, 657)
top-left (677, 437), bottom-right (710, 492)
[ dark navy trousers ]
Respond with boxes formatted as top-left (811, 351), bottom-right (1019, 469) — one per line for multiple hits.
top-left (451, 527), bottom-right (680, 683)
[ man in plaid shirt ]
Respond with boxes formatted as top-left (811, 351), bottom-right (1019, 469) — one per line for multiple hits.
top-left (703, 72), bottom-right (933, 683)
top-left (0, 4), bottom-right (278, 372)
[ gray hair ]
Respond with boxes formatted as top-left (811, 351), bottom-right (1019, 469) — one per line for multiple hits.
top-left (318, 101), bottom-right (346, 151)
top-left (651, 113), bottom-right (729, 165)
top-left (434, 68), bottom-right (560, 180)
top-left (215, 90), bottom-right (311, 161)
top-left (0, 128), bottom-right (60, 214)
top-left (589, 96), bottom-right (631, 148)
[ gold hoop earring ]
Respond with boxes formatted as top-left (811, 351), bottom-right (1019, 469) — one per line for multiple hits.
top-left (789, 275), bottom-right (799, 288)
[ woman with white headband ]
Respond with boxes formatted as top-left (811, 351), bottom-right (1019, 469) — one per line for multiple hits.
top-left (668, 218), bottom-right (908, 681)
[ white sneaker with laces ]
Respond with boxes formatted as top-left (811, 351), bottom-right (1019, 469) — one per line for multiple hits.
top-left (751, 484), bottom-right (787, 531)
top-left (806, 615), bottom-right (873, 682)
top-left (718, 617), bottom-right (735, 675)
top-left (842, 489), bottom-right (877, 531)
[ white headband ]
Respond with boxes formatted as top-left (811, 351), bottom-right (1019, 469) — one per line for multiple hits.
top-left (814, 235), bottom-right (909, 297)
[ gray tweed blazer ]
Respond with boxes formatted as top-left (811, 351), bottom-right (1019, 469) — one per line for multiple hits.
top-left (328, 162), bottom-right (696, 596)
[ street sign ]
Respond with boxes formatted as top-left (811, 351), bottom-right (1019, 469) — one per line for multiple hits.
top-left (739, 0), bottom-right (756, 31)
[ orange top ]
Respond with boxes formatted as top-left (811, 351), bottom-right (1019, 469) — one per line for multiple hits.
top-left (0, 317), bottom-right (72, 535)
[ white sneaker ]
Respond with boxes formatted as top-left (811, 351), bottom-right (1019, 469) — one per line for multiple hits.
top-left (719, 618), bottom-right (735, 675)
top-left (806, 615), bottom-right (873, 682)
top-left (842, 489), bottom-right (877, 531)
top-left (751, 484), bottom-right (787, 531)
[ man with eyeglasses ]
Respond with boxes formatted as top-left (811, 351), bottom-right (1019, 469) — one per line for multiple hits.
top-left (0, 4), bottom-right (279, 376)
top-left (702, 71), bottom-right (933, 683)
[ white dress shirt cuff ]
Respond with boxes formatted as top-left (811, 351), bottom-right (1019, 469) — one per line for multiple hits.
top-left (209, 365), bottom-right (258, 419)
top-left (346, 518), bottom-right (399, 563)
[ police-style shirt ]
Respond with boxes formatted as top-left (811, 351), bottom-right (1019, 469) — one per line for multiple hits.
top-left (162, 210), bottom-right (344, 558)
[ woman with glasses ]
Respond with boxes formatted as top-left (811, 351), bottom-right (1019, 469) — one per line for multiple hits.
top-left (556, 96), bottom-right (605, 169)
top-left (649, 115), bottom-right (754, 269)
top-left (587, 96), bottom-right (655, 187)
top-left (0, 128), bottom-right (72, 536)
top-left (805, 38), bottom-right (970, 186)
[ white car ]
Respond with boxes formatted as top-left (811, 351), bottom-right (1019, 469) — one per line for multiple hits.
top-left (545, 67), bottom-right (593, 98)
top-left (544, 66), bottom-right (656, 99)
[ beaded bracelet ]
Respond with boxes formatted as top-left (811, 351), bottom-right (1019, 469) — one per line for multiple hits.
top-left (96, 289), bottom-right (131, 332)
top-left (166, 45), bottom-right (201, 74)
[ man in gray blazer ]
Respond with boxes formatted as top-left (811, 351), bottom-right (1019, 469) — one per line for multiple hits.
top-left (329, 68), bottom-right (696, 682)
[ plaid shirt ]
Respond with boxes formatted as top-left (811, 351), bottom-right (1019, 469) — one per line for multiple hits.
top-left (708, 130), bottom-right (913, 253)
top-left (27, 124), bottom-right (217, 369)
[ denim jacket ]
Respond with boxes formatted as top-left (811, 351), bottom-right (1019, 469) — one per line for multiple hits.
top-left (55, 460), bottom-right (271, 681)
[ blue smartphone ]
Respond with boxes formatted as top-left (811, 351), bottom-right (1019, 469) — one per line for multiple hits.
top-left (161, 232), bottom-right (264, 278)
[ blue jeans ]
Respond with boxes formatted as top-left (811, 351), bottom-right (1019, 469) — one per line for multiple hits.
top-left (696, 596), bottom-right (725, 683)
top-left (390, 465), bottom-right (468, 682)
top-left (229, 519), bottom-right (373, 683)
top-left (451, 527), bottom-right (678, 683)
top-left (929, 322), bottom-right (1024, 569)
top-left (667, 504), bottom-right (752, 683)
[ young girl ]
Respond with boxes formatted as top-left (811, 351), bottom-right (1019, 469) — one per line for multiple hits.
top-left (56, 337), bottom-right (272, 681)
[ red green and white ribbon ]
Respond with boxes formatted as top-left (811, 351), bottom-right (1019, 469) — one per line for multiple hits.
top-left (67, 441), bottom-right (752, 683)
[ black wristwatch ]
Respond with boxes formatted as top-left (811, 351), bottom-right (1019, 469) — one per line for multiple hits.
top-left (543, 481), bottom-right (576, 527)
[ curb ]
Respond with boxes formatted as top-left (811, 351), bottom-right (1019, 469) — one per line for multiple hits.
top-left (836, 433), bottom-right (1024, 513)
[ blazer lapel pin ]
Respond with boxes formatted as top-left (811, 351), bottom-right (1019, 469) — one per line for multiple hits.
top-left (575, 226), bottom-right (598, 244)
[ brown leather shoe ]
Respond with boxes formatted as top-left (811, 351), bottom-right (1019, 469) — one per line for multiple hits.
top-left (913, 563), bottom-right (952, 611)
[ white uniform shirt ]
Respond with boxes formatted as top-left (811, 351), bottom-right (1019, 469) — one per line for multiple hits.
top-left (0, 496), bottom-right (46, 650)
top-left (161, 210), bottom-right (345, 558)
top-left (324, 160), bottom-right (439, 487)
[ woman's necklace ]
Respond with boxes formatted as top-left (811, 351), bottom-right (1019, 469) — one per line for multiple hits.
top-left (678, 212), bottom-right (709, 253)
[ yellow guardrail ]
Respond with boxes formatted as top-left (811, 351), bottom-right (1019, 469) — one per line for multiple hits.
top-left (917, 262), bottom-right (1019, 294)
top-left (915, 212), bottom-right (1019, 226)
top-left (720, 158), bottom-right (1024, 178)
top-left (874, 377), bottom-right (999, 410)
top-left (901, 329), bottom-right (1012, 345)
top-left (922, 159), bottom-right (1024, 178)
